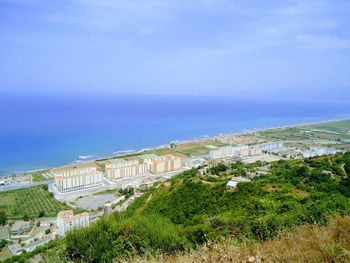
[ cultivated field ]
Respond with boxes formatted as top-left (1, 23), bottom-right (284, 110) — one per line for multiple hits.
top-left (256, 120), bottom-right (350, 150)
top-left (0, 185), bottom-right (68, 219)
top-left (175, 139), bottom-right (227, 156)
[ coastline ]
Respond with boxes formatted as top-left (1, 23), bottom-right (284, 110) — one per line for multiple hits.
top-left (3, 117), bottom-right (349, 178)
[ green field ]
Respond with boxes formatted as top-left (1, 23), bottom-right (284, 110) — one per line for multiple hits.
top-left (302, 119), bottom-right (350, 134)
top-left (30, 172), bottom-right (47, 182)
top-left (256, 119), bottom-right (350, 150)
top-left (0, 186), bottom-right (68, 220)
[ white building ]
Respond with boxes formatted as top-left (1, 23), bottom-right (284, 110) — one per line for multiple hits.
top-left (311, 146), bottom-right (338, 156)
top-left (56, 210), bottom-right (90, 237)
top-left (259, 142), bottom-right (284, 152)
top-left (303, 150), bottom-right (316, 158)
top-left (184, 157), bottom-right (206, 168)
top-left (105, 158), bottom-right (147, 181)
top-left (303, 146), bottom-right (339, 158)
top-left (53, 164), bottom-right (103, 193)
top-left (226, 176), bottom-right (251, 189)
top-left (209, 145), bottom-right (262, 159)
top-left (23, 236), bottom-right (52, 252)
top-left (103, 203), bottom-right (112, 216)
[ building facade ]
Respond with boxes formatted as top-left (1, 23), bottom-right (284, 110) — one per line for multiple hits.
top-left (103, 203), bottom-right (112, 216)
top-left (53, 165), bottom-right (103, 193)
top-left (209, 145), bottom-right (262, 159)
top-left (303, 146), bottom-right (339, 158)
top-left (259, 142), bottom-right (284, 152)
top-left (10, 221), bottom-right (33, 236)
top-left (56, 210), bottom-right (89, 237)
top-left (139, 154), bottom-right (183, 175)
top-left (105, 158), bottom-right (147, 181)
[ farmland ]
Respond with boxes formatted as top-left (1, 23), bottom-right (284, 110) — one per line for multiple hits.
top-left (174, 139), bottom-right (227, 156)
top-left (0, 185), bottom-right (68, 220)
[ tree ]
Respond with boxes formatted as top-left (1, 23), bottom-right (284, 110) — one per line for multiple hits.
top-left (0, 239), bottom-right (8, 251)
top-left (38, 211), bottom-right (45, 218)
top-left (23, 213), bottom-right (30, 221)
top-left (0, 212), bottom-right (7, 225)
top-left (209, 163), bottom-right (228, 175)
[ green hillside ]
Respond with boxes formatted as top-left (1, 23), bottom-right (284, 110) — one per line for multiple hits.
top-left (62, 152), bottom-right (350, 262)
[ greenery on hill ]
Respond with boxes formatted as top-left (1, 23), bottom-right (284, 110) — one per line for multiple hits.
top-left (133, 216), bottom-right (350, 263)
top-left (62, 152), bottom-right (350, 262)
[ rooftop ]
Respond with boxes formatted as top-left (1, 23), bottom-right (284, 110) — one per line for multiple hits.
top-left (52, 162), bottom-right (97, 173)
top-left (0, 227), bottom-right (9, 238)
top-left (11, 220), bottom-right (33, 232)
top-left (23, 236), bottom-right (51, 250)
top-left (108, 158), bottom-right (127, 164)
top-left (57, 210), bottom-right (89, 223)
top-left (226, 181), bottom-right (238, 188)
top-left (231, 176), bottom-right (251, 182)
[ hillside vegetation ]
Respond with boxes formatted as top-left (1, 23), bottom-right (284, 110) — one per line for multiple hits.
top-left (133, 216), bottom-right (350, 263)
top-left (62, 152), bottom-right (350, 262)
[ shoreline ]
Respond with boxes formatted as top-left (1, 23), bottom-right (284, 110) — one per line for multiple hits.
top-left (2, 117), bottom-right (349, 177)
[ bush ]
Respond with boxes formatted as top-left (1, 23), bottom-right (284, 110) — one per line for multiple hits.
top-left (0, 211), bottom-right (7, 225)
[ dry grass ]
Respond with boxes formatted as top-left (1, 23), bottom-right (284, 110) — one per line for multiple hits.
top-left (128, 217), bottom-right (350, 263)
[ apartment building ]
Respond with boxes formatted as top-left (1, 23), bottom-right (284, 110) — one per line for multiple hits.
top-left (105, 158), bottom-right (147, 181)
top-left (56, 210), bottom-right (89, 236)
top-left (139, 154), bottom-right (183, 175)
top-left (209, 145), bottom-right (262, 159)
top-left (259, 141), bottom-right (284, 152)
top-left (53, 164), bottom-right (103, 193)
top-left (303, 146), bottom-right (340, 158)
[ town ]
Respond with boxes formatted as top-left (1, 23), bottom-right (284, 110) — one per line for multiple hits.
top-left (0, 119), bottom-right (349, 259)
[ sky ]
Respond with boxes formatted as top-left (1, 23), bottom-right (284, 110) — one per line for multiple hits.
top-left (0, 0), bottom-right (350, 101)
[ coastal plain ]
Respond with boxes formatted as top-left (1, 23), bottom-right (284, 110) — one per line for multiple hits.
top-left (0, 119), bottom-right (349, 262)
top-left (1, 119), bottom-right (349, 218)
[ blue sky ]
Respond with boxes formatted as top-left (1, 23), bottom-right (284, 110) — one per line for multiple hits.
top-left (0, 0), bottom-right (350, 100)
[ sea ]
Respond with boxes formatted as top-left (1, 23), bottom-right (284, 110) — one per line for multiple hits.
top-left (1, 93), bottom-right (350, 176)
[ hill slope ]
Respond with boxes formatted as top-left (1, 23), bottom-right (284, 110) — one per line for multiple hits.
top-left (62, 152), bottom-right (350, 262)
top-left (133, 216), bottom-right (350, 263)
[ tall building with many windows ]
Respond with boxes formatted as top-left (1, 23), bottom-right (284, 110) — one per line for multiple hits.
top-left (209, 145), bottom-right (262, 159)
top-left (56, 210), bottom-right (89, 236)
top-left (259, 141), bottom-right (284, 152)
top-left (139, 154), bottom-right (183, 175)
top-left (53, 164), bottom-right (103, 193)
top-left (105, 158), bottom-right (147, 181)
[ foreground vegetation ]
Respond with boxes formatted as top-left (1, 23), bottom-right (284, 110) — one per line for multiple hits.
top-left (133, 216), bottom-right (350, 263)
top-left (61, 152), bottom-right (350, 262)
top-left (0, 185), bottom-right (68, 220)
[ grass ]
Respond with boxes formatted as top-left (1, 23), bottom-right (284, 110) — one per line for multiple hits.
top-left (175, 141), bottom-right (227, 156)
top-left (303, 120), bottom-right (350, 134)
top-left (0, 186), bottom-right (69, 219)
top-left (180, 146), bottom-right (214, 156)
top-left (132, 216), bottom-right (350, 263)
top-left (0, 247), bottom-right (12, 262)
top-left (31, 173), bottom-right (47, 182)
top-left (256, 120), bottom-right (350, 150)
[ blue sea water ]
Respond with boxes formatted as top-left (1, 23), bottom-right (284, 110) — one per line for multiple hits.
top-left (0, 93), bottom-right (350, 176)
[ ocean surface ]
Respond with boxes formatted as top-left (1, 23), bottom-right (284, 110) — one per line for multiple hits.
top-left (1, 94), bottom-right (350, 176)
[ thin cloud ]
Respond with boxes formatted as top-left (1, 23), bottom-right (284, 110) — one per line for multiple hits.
top-left (297, 34), bottom-right (350, 50)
